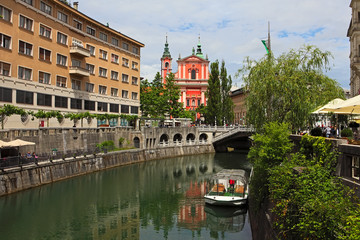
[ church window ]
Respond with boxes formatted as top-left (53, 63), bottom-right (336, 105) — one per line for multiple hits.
top-left (191, 69), bottom-right (196, 79)
top-left (165, 62), bottom-right (169, 68)
top-left (187, 99), bottom-right (190, 106)
top-left (192, 100), bottom-right (195, 106)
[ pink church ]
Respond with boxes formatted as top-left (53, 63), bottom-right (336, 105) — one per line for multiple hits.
top-left (161, 37), bottom-right (210, 111)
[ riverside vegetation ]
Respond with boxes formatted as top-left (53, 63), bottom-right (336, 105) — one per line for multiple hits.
top-left (249, 122), bottom-right (360, 239)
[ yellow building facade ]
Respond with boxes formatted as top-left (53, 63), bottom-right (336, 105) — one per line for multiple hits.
top-left (0, 0), bottom-right (144, 128)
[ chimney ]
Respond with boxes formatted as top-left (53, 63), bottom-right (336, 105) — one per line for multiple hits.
top-left (73, 2), bottom-right (79, 10)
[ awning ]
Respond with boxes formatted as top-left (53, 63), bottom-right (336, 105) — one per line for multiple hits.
top-left (0, 139), bottom-right (36, 148)
top-left (312, 98), bottom-right (345, 114)
top-left (320, 95), bottom-right (360, 114)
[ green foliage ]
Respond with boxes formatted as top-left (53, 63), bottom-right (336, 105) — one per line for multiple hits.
top-left (118, 137), bottom-right (125, 146)
top-left (238, 45), bottom-right (344, 131)
top-left (341, 128), bottom-right (353, 138)
top-left (267, 134), bottom-right (359, 239)
top-left (220, 60), bottom-right (234, 125)
top-left (0, 104), bottom-right (26, 129)
top-left (248, 122), bottom-right (293, 210)
top-left (164, 73), bottom-right (183, 118)
top-left (96, 140), bottom-right (115, 152)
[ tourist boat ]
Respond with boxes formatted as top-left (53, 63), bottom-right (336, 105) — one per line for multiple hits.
top-left (204, 169), bottom-right (250, 206)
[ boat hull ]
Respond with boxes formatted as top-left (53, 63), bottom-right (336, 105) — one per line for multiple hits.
top-left (204, 195), bottom-right (247, 206)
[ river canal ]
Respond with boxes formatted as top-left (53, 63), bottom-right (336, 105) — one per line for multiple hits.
top-left (0, 152), bottom-right (253, 240)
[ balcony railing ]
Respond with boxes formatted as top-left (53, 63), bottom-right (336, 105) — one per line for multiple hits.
top-left (70, 44), bottom-right (91, 57)
top-left (69, 66), bottom-right (90, 77)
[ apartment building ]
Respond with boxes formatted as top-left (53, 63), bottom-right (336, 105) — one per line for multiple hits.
top-left (0, 0), bottom-right (144, 128)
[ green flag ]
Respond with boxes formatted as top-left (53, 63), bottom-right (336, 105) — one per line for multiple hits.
top-left (261, 40), bottom-right (269, 54)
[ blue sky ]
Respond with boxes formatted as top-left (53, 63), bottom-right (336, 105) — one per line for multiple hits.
top-left (77, 0), bottom-right (351, 89)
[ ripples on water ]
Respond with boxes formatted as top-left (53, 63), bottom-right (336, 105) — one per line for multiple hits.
top-left (0, 152), bottom-right (253, 240)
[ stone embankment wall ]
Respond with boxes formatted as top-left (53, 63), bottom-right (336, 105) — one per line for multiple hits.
top-left (0, 144), bottom-right (215, 197)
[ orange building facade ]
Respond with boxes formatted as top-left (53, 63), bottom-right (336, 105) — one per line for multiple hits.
top-left (161, 38), bottom-right (209, 112)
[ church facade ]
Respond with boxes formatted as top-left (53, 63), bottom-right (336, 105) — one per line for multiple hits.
top-left (160, 38), bottom-right (210, 111)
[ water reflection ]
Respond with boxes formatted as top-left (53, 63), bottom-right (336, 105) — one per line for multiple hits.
top-left (0, 153), bottom-right (252, 240)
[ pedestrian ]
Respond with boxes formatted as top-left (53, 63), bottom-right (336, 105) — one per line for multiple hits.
top-left (32, 152), bottom-right (38, 165)
top-left (326, 126), bottom-right (331, 138)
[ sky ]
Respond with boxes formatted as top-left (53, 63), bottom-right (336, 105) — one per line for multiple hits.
top-left (78, 0), bottom-right (351, 89)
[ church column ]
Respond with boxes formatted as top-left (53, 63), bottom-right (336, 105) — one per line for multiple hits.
top-left (202, 64), bottom-right (204, 79)
top-left (183, 91), bottom-right (186, 107)
top-left (182, 64), bottom-right (185, 79)
top-left (201, 91), bottom-right (205, 104)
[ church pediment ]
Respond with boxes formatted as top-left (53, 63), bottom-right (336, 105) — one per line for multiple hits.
top-left (177, 55), bottom-right (209, 63)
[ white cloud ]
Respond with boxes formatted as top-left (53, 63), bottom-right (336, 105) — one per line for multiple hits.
top-left (78, 0), bottom-right (351, 88)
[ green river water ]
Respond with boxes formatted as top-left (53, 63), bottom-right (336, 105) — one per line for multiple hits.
top-left (0, 152), bottom-right (253, 240)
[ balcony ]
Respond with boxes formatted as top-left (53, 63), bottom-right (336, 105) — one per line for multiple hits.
top-left (69, 66), bottom-right (90, 77)
top-left (70, 45), bottom-right (90, 57)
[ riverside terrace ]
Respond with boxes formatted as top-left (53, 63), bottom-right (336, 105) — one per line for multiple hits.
top-left (0, 125), bottom-right (254, 168)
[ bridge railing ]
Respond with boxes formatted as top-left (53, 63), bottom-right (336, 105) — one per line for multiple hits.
top-left (158, 139), bottom-right (208, 147)
top-left (213, 126), bottom-right (255, 142)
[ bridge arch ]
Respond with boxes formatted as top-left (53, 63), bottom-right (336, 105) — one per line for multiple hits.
top-left (199, 133), bottom-right (208, 142)
top-left (173, 133), bottom-right (182, 142)
top-left (186, 133), bottom-right (195, 142)
top-left (160, 134), bottom-right (169, 144)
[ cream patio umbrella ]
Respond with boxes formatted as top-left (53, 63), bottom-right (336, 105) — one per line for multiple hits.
top-left (320, 95), bottom-right (360, 114)
top-left (313, 98), bottom-right (345, 114)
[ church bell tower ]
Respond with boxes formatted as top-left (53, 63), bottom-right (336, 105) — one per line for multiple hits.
top-left (161, 35), bottom-right (172, 83)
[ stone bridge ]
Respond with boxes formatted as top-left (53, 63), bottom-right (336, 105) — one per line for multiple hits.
top-left (142, 126), bottom-right (254, 152)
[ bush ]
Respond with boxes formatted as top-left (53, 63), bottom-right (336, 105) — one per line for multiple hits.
top-left (96, 140), bottom-right (115, 152)
top-left (310, 127), bottom-right (323, 136)
top-left (341, 128), bottom-right (353, 138)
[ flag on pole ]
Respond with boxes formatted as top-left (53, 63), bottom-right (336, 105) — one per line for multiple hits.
top-left (261, 40), bottom-right (269, 54)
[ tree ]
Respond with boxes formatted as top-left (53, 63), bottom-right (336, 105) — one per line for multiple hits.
top-left (238, 45), bottom-right (344, 131)
top-left (164, 73), bottom-right (183, 118)
top-left (205, 60), bottom-right (221, 125)
top-left (140, 73), bottom-right (168, 118)
top-left (220, 60), bottom-right (234, 125)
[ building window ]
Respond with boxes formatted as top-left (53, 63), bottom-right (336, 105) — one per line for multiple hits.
top-left (352, 156), bottom-right (360, 180)
top-left (132, 46), bottom-right (139, 54)
top-left (99, 85), bottom-right (107, 95)
top-left (122, 74), bottom-right (129, 83)
top-left (0, 87), bottom-right (12, 102)
top-left (122, 42), bottom-right (129, 50)
top-left (122, 90), bottom-right (128, 98)
top-left (122, 58), bottom-right (129, 67)
top-left (110, 103), bottom-right (119, 113)
top-left (111, 71), bottom-right (118, 80)
top-left (72, 59), bottom-right (81, 67)
top-left (86, 44), bottom-right (95, 56)
top-left (187, 99), bottom-right (190, 106)
top-left (39, 71), bottom-right (50, 84)
top-left (198, 99), bottom-right (200, 106)
top-left (37, 93), bottom-right (51, 106)
top-left (16, 90), bottom-right (33, 104)
top-left (0, 5), bottom-right (12, 22)
top-left (86, 26), bottom-right (96, 36)
top-left (19, 40), bottom-right (33, 56)
top-left (97, 102), bottom-right (108, 112)
top-left (99, 32), bottom-right (107, 41)
top-left (40, 1), bottom-right (52, 15)
top-left (71, 79), bottom-right (81, 90)
top-left (56, 54), bottom-right (67, 66)
top-left (99, 67), bottom-right (107, 77)
top-left (57, 11), bottom-right (68, 23)
top-left (0, 61), bottom-right (11, 76)
top-left (132, 61), bottom-right (138, 70)
top-left (19, 15), bottom-right (33, 31)
top-left (111, 88), bottom-right (118, 97)
top-left (131, 106), bottom-right (139, 114)
top-left (99, 49), bottom-right (107, 60)
top-left (39, 24), bottom-right (51, 39)
top-left (56, 76), bottom-right (66, 88)
top-left (18, 66), bottom-right (32, 80)
top-left (71, 98), bottom-right (82, 109)
top-left (111, 37), bottom-right (119, 46)
top-left (111, 54), bottom-right (119, 64)
top-left (57, 32), bottom-right (67, 45)
top-left (39, 47), bottom-right (51, 62)
top-left (132, 92), bottom-right (138, 100)
top-left (73, 19), bottom-right (82, 30)
top-left (121, 105), bottom-right (129, 114)
top-left (0, 33), bottom-right (11, 49)
top-left (55, 96), bottom-right (67, 108)
top-left (21, 0), bottom-right (33, 5)
top-left (132, 77), bottom-right (138, 85)
top-left (85, 82), bottom-right (94, 92)
top-left (191, 69), bottom-right (196, 79)
top-left (84, 100), bottom-right (95, 110)
top-left (86, 63), bottom-right (95, 75)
